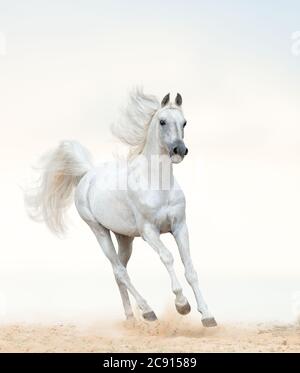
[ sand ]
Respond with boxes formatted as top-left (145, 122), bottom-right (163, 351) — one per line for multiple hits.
top-left (1, 312), bottom-right (300, 352)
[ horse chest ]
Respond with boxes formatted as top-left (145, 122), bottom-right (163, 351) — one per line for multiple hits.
top-left (133, 190), bottom-right (184, 232)
top-left (155, 205), bottom-right (177, 233)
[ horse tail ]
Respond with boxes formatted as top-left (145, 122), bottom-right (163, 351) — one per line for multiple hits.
top-left (24, 140), bottom-right (93, 236)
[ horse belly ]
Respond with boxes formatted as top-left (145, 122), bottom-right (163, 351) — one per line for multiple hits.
top-left (87, 168), bottom-right (139, 236)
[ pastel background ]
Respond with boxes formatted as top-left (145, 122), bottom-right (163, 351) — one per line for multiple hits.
top-left (0, 0), bottom-right (300, 324)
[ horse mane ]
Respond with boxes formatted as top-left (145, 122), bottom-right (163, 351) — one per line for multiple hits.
top-left (111, 88), bottom-right (160, 158)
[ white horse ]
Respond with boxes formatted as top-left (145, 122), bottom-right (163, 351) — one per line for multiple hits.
top-left (25, 89), bottom-right (217, 327)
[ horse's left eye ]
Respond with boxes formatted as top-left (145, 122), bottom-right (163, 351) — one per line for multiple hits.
top-left (160, 119), bottom-right (166, 126)
top-left (183, 121), bottom-right (187, 128)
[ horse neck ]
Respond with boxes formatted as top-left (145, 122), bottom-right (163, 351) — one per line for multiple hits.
top-left (141, 118), bottom-right (167, 157)
top-left (141, 119), bottom-right (174, 186)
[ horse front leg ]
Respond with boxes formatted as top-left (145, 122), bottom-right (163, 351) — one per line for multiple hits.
top-left (172, 222), bottom-right (217, 327)
top-left (115, 234), bottom-right (134, 320)
top-left (142, 224), bottom-right (191, 315)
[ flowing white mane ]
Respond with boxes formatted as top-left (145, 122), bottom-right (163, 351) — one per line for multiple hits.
top-left (111, 88), bottom-right (160, 158)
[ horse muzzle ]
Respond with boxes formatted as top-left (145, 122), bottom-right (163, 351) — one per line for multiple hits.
top-left (170, 141), bottom-right (188, 163)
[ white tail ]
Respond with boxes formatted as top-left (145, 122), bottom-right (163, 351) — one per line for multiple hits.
top-left (25, 140), bottom-right (93, 236)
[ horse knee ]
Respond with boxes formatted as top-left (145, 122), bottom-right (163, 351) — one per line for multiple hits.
top-left (113, 265), bottom-right (129, 285)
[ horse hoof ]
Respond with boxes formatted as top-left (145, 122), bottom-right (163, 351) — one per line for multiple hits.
top-left (201, 317), bottom-right (217, 328)
top-left (176, 301), bottom-right (191, 315)
top-left (126, 314), bottom-right (135, 321)
top-left (142, 311), bottom-right (158, 322)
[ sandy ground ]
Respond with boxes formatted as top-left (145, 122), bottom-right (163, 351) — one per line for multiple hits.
top-left (1, 313), bottom-right (300, 353)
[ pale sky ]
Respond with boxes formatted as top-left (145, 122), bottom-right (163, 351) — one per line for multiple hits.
top-left (0, 1), bottom-right (300, 324)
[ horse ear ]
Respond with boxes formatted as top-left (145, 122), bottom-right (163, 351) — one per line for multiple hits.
top-left (161, 93), bottom-right (170, 107)
top-left (175, 93), bottom-right (182, 106)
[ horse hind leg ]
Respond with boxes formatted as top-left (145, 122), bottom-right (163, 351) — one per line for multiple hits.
top-left (88, 221), bottom-right (157, 321)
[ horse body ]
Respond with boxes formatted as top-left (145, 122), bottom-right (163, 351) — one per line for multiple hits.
top-left (75, 158), bottom-right (185, 237)
top-left (25, 89), bottom-right (217, 327)
top-left (75, 163), bottom-right (140, 237)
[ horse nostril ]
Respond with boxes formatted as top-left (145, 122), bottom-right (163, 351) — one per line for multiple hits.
top-left (185, 148), bottom-right (188, 156)
top-left (173, 147), bottom-right (178, 154)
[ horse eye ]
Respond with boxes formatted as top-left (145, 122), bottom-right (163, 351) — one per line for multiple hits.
top-left (183, 121), bottom-right (187, 128)
top-left (160, 119), bottom-right (166, 126)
